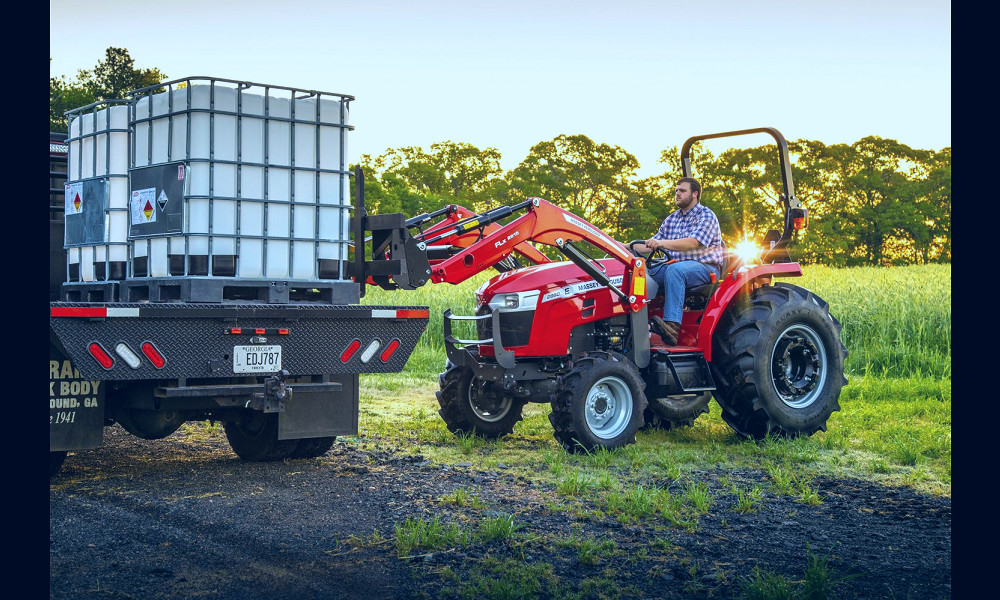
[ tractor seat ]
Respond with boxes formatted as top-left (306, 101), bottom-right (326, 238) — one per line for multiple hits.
top-left (682, 252), bottom-right (737, 309)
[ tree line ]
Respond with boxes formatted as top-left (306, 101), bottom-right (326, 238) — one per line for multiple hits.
top-left (52, 49), bottom-right (950, 267)
top-left (358, 135), bottom-right (950, 267)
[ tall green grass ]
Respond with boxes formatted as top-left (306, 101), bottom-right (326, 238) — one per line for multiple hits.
top-left (798, 264), bottom-right (950, 379)
top-left (363, 264), bottom-right (951, 380)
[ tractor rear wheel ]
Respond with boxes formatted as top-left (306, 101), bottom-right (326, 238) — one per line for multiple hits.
top-left (437, 360), bottom-right (525, 438)
top-left (549, 351), bottom-right (647, 453)
top-left (643, 392), bottom-right (712, 431)
top-left (712, 283), bottom-right (848, 439)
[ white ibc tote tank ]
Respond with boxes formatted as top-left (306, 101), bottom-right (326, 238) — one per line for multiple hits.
top-left (64, 101), bottom-right (130, 282)
top-left (129, 77), bottom-right (352, 281)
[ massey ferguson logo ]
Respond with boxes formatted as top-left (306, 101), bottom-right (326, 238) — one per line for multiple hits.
top-left (494, 230), bottom-right (520, 249)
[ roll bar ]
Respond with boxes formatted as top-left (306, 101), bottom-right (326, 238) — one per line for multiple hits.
top-left (680, 127), bottom-right (806, 263)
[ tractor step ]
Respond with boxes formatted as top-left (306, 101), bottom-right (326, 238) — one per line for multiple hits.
top-left (649, 351), bottom-right (716, 393)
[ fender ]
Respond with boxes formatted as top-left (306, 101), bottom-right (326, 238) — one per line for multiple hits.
top-left (696, 263), bottom-right (803, 362)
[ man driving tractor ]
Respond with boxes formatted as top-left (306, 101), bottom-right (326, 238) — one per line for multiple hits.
top-left (633, 177), bottom-right (725, 345)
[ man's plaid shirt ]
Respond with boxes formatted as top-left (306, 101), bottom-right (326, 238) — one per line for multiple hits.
top-left (652, 202), bottom-right (725, 270)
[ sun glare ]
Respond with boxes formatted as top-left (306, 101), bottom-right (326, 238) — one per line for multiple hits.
top-left (733, 239), bottom-right (761, 263)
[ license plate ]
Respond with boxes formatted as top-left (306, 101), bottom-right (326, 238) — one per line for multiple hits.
top-left (233, 345), bottom-right (282, 373)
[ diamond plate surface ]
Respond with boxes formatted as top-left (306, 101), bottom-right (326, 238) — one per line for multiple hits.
top-left (50, 303), bottom-right (428, 380)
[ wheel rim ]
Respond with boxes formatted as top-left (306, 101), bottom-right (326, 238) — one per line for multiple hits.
top-left (585, 376), bottom-right (633, 440)
top-left (771, 323), bottom-right (828, 408)
top-left (467, 378), bottom-right (512, 423)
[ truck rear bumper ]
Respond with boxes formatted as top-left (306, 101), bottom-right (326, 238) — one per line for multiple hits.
top-left (50, 303), bottom-right (429, 381)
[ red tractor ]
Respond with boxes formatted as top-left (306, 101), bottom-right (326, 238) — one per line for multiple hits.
top-left (353, 128), bottom-right (847, 452)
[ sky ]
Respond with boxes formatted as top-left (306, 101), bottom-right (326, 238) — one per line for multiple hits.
top-left (49, 0), bottom-right (950, 178)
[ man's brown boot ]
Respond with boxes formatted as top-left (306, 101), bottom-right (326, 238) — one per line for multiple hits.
top-left (651, 316), bottom-right (681, 345)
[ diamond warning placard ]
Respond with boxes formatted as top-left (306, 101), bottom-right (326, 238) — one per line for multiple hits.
top-left (131, 187), bottom-right (157, 224)
top-left (65, 182), bottom-right (83, 215)
top-left (128, 162), bottom-right (185, 236)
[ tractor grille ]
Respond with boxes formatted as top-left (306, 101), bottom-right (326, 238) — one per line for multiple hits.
top-left (476, 306), bottom-right (534, 347)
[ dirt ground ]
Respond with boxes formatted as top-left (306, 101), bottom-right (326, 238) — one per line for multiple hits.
top-left (49, 426), bottom-right (951, 599)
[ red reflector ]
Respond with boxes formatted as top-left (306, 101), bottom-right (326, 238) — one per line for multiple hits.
top-left (229, 328), bottom-right (242, 334)
top-left (278, 328), bottom-right (289, 335)
top-left (396, 309), bottom-right (429, 319)
top-left (793, 216), bottom-right (808, 229)
top-left (341, 339), bottom-right (362, 362)
top-left (88, 342), bottom-right (114, 369)
top-left (380, 339), bottom-right (401, 362)
top-left (52, 307), bottom-right (106, 317)
top-left (255, 328), bottom-right (266, 335)
top-left (140, 342), bottom-right (166, 369)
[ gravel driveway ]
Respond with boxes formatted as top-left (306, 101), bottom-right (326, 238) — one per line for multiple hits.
top-left (50, 425), bottom-right (951, 599)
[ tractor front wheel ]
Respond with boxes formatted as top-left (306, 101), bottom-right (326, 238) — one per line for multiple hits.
top-left (549, 351), bottom-right (647, 453)
top-left (712, 283), bottom-right (848, 439)
top-left (437, 361), bottom-right (525, 438)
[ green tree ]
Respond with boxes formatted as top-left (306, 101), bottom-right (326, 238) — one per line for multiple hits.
top-left (920, 147), bottom-right (951, 263)
top-left (49, 72), bottom-right (93, 133)
top-left (791, 137), bottom-right (936, 266)
top-left (508, 134), bottom-right (640, 239)
top-left (49, 47), bottom-right (166, 132)
top-left (359, 141), bottom-right (506, 217)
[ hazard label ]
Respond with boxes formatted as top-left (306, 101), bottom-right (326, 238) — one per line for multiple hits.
top-left (131, 187), bottom-right (157, 224)
top-left (65, 182), bottom-right (83, 215)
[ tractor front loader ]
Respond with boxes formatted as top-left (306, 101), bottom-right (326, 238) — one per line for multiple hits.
top-left (352, 127), bottom-right (847, 453)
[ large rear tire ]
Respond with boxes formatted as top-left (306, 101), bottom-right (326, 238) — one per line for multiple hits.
top-left (437, 361), bottom-right (525, 439)
top-left (549, 351), bottom-right (647, 453)
top-left (223, 411), bottom-right (299, 461)
top-left (643, 392), bottom-right (712, 431)
top-left (711, 283), bottom-right (848, 439)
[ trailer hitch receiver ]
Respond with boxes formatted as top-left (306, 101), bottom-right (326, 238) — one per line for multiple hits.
top-left (247, 369), bottom-right (293, 413)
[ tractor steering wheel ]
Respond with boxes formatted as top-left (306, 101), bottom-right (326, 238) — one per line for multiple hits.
top-left (628, 240), bottom-right (672, 270)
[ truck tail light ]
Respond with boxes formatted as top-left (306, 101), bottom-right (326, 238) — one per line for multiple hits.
top-left (114, 343), bottom-right (142, 369)
top-left (88, 342), bottom-right (114, 369)
top-left (340, 339), bottom-right (361, 363)
top-left (141, 342), bottom-right (166, 369)
top-left (380, 339), bottom-right (401, 362)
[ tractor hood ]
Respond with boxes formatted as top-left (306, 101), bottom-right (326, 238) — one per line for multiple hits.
top-left (475, 258), bottom-right (628, 309)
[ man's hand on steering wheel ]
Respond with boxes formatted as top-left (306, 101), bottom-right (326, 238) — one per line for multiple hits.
top-left (628, 239), bottom-right (671, 268)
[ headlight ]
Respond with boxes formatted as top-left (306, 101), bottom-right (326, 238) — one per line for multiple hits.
top-left (488, 291), bottom-right (539, 311)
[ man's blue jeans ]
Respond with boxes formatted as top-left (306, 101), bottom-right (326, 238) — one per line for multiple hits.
top-left (648, 261), bottom-right (720, 323)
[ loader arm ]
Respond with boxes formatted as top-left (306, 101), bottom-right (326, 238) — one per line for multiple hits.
top-left (351, 168), bottom-right (645, 314)
top-left (427, 198), bottom-right (647, 314)
top-left (412, 204), bottom-right (551, 267)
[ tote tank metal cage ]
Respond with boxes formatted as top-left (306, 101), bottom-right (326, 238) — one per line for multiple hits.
top-left (111, 76), bottom-right (356, 304)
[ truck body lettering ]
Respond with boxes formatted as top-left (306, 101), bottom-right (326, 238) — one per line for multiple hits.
top-left (50, 360), bottom-right (81, 380)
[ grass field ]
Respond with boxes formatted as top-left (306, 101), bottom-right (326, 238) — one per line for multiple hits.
top-left (358, 264), bottom-right (951, 496)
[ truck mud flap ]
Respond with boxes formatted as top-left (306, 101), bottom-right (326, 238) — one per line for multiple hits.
top-left (49, 303), bottom-right (429, 381)
top-left (50, 341), bottom-right (105, 451)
